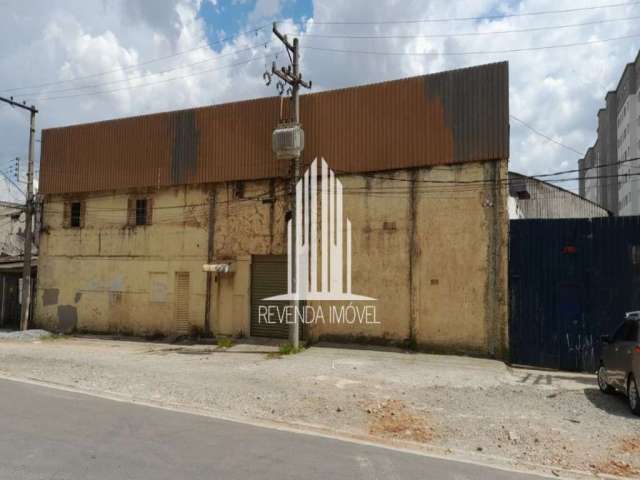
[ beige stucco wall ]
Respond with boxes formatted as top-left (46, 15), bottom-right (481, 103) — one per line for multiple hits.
top-left (35, 160), bottom-right (508, 358)
top-left (308, 160), bottom-right (508, 357)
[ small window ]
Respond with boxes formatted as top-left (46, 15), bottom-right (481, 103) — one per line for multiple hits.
top-left (613, 320), bottom-right (639, 342)
top-left (136, 198), bottom-right (148, 226)
top-left (233, 181), bottom-right (245, 199)
top-left (128, 196), bottom-right (152, 226)
top-left (64, 200), bottom-right (84, 228)
top-left (613, 322), bottom-right (627, 342)
top-left (70, 202), bottom-right (82, 228)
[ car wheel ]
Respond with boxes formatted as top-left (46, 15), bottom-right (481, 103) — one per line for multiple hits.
top-left (628, 375), bottom-right (640, 416)
top-left (597, 366), bottom-right (614, 394)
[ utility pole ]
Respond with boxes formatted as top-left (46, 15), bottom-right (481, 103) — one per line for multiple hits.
top-left (0, 96), bottom-right (38, 331)
top-left (268, 23), bottom-right (311, 349)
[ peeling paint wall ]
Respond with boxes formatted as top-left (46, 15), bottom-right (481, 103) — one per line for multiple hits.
top-left (307, 160), bottom-right (509, 357)
top-left (35, 181), bottom-right (287, 337)
top-left (35, 161), bottom-right (508, 357)
top-left (36, 185), bottom-right (207, 335)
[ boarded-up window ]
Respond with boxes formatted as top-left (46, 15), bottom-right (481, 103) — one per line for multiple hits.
top-left (149, 272), bottom-right (168, 303)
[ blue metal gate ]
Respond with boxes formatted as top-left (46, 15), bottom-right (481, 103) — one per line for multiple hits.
top-left (509, 216), bottom-right (640, 371)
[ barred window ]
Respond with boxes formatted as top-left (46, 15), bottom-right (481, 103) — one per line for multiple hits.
top-left (127, 196), bottom-right (153, 226)
top-left (136, 199), bottom-right (148, 226)
top-left (70, 202), bottom-right (81, 228)
top-left (63, 200), bottom-right (84, 229)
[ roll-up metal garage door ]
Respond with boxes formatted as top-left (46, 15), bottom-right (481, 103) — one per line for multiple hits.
top-left (250, 255), bottom-right (289, 338)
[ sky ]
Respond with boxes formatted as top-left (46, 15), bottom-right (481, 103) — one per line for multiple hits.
top-left (0, 0), bottom-right (639, 201)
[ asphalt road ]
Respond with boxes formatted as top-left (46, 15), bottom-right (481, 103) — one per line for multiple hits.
top-left (0, 378), bottom-right (551, 480)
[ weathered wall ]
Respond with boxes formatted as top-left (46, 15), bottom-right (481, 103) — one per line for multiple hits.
top-left (308, 160), bottom-right (508, 357)
top-left (36, 160), bottom-right (508, 357)
top-left (37, 185), bottom-right (209, 335)
top-left (36, 180), bottom-right (288, 336)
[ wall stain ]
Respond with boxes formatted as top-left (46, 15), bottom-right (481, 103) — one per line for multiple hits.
top-left (170, 110), bottom-right (199, 184)
top-left (57, 305), bottom-right (77, 333)
top-left (408, 169), bottom-right (418, 345)
top-left (42, 288), bottom-right (59, 306)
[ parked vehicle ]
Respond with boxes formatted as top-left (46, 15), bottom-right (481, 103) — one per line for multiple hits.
top-left (597, 312), bottom-right (640, 415)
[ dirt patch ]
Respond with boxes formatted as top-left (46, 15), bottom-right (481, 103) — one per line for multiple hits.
top-left (621, 438), bottom-right (640, 454)
top-left (591, 460), bottom-right (640, 478)
top-left (366, 399), bottom-right (433, 443)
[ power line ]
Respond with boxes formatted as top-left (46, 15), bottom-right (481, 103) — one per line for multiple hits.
top-left (290, 15), bottom-right (640, 39)
top-left (510, 115), bottom-right (583, 155)
top-left (534, 156), bottom-right (640, 179)
top-left (32, 54), bottom-right (279, 102)
top-left (37, 156), bottom-right (640, 204)
top-left (304, 1), bottom-right (640, 25)
top-left (42, 184), bottom-right (288, 216)
top-left (1, 23), bottom-right (271, 94)
top-left (35, 168), bottom-right (640, 211)
top-left (13, 42), bottom-right (273, 98)
top-left (302, 31), bottom-right (640, 57)
top-left (21, 31), bottom-right (639, 102)
top-left (329, 155), bottom-right (640, 188)
top-left (0, 170), bottom-right (25, 195)
top-left (3, 2), bottom-right (634, 96)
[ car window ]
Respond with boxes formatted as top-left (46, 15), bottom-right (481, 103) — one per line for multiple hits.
top-left (614, 321), bottom-right (640, 342)
top-left (612, 322), bottom-right (627, 341)
top-left (624, 321), bottom-right (639, 342)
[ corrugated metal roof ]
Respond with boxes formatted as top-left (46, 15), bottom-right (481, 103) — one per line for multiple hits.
top-left (39, 61), bottom-right (509, 194)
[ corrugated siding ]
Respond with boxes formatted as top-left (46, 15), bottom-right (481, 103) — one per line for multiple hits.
top-left (510, 216), bottom-right (640, 371)
top-left (40, 62), bottom-right (509, 194)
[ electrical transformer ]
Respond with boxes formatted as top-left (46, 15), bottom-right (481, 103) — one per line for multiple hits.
top-left (272, 123), bottom-right (304, 160)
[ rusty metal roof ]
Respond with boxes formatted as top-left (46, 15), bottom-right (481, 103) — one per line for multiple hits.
top-left (39, 61), bottom-right (509, 194)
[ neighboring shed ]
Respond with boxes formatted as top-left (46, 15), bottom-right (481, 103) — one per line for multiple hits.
top-left (508, 172), bottom-right (610, 219)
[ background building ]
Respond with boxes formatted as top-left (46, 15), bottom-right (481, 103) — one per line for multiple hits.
top-left (36, 62), bottom-right (510, 358)
top-left (508, 172), bottom-right (610, 219)
top-left (579, 50), bottom-right (640, 215)
top-left (617, 60), bottom-right (640, 215)
top-left (0, 202), bottom-right (37, 329)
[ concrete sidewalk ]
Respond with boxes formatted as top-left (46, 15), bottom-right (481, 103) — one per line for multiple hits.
top-left (0, 336), bottom-right (638, 478)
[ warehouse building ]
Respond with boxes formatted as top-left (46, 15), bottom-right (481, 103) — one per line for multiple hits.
top-left (36, 62), bottom-right (510, 358)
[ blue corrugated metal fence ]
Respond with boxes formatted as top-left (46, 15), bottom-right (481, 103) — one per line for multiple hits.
top-left (509, 216), bottom-right (640, 371)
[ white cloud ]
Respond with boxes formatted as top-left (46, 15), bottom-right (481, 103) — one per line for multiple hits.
top-left (300, 0), bottom-right (640, 188)
top-left (0, 0), bottom-right (638, 201)
top-left (248, 0), bottom-right (283, 23)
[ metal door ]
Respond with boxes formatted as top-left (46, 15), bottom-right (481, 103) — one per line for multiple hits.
top-left (174, 272), bottom-right (191, 335)
top-left (250, 256), bottom-right (289, 338)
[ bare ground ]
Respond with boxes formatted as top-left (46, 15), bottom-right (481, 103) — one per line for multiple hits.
top-left (0, 336), bottom-right (638, 478)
